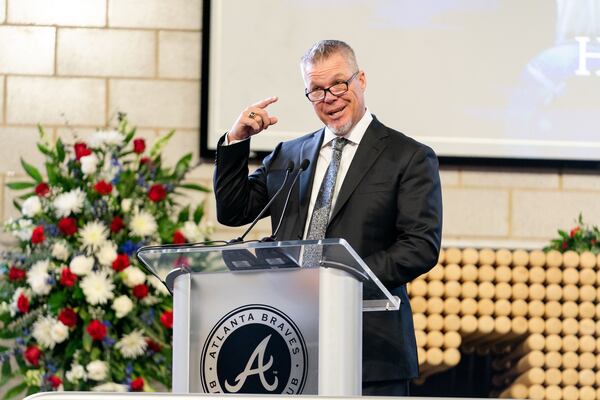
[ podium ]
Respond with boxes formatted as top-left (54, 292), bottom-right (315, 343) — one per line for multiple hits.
top-left (137, 238), bottom-right (399, 397)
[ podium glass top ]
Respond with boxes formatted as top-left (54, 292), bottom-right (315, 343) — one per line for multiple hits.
top-left (137, 238), bottom-right (399, 311)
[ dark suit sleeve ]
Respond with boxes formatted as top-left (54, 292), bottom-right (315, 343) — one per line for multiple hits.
top-left (364, 145), bottom-right (442, 287)
top-left (213, 134), bottom-right (280, 226)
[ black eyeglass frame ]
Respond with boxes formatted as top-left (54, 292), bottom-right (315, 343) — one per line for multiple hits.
top-left (304, 71), bottom-right (360, 102)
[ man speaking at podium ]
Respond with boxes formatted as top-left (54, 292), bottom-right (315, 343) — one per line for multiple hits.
top-left (214, 40), bottom-right (442, 396)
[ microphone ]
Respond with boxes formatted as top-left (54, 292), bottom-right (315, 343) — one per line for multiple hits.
top-left (261, 159), bottom-right (310, 242)
top-left (228, 161), bottom-right (295, 243)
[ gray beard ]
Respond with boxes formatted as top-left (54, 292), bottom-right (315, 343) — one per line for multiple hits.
top-left (328, 119), bottom-right (353, 136)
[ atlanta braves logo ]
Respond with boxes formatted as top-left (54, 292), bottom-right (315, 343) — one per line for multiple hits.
top-left (200, 305), bottom-right (308, 394)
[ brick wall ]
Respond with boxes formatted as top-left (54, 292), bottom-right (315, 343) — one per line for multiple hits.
top-left (1, 0), bottom-right (600, 247)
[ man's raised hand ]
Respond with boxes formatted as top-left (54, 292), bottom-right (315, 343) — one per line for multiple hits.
top-left (228, 96), bottom-right (279, 142)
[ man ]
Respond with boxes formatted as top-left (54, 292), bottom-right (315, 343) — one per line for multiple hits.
top-left (214, 40), bottom-right (442, 396)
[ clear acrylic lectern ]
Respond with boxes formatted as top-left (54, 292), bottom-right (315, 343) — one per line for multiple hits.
top-left (136, 238), bottom-right (399, 397)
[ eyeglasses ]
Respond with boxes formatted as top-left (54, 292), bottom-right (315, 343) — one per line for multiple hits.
top-left (305, 71), bottom-right (359, 102)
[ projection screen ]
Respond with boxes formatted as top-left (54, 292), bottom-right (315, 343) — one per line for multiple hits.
top-left (201, 0), bottom-right (600, 164)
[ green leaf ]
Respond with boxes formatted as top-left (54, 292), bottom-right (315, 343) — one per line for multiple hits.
top-left (48, 291), bottom-right (67, 314)
top-left (46, 162), bottom-right (60, 186)
top-left (17, 192), bottom-right (35, 200)
top-left (3, 382), bottom-right (26, 400)
top-left (36, 143), bottom-right (54, 157)
top-left (193, 203), bottom-right (205, 224)
top-left (174, 153), bottom-right (192, 179)
top-left (5, 182), bottom-right (35, 190)
top-left (37, 124), bottom-right (50, 143)
top-left (150, 130), bottom-right (175, 159)
top-left (124, 127), bottom-right (136, 145)
top-left (20, 158), bottom-right (43, 183)
top-left (26, 386), bottom-right (38, 396)
top-left (56, 138), bottom-right (65, 162)
top-left (14, 353), bottom-right (26, 372)
top-left (83, 331), bottom-right (92, 352)
top-left (178, 205), bottom-right (190, 223)
top-left (180, 183), bottom-right (210, 192)
top-left (1, 360), bottom-right (11, 379)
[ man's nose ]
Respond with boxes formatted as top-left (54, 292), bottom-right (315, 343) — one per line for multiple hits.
top-left (323, 90), bottom-right (336, 103)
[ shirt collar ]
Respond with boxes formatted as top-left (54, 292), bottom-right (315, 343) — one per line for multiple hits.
top-left (322, 108), bottom-right (373, 148)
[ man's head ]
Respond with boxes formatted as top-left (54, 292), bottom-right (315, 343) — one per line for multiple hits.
top-left (301, 40), bottom-right (367, 136)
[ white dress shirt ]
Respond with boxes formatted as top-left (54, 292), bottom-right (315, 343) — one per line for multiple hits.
top-left (303, 109), bottom-right (373, 238)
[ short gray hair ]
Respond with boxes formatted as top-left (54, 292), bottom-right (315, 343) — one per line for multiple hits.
top-left (300, 40), bottom-right (359, 71)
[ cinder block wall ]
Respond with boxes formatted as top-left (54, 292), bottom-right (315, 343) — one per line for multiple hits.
top-left (1, 0), bottom-right (600, 246)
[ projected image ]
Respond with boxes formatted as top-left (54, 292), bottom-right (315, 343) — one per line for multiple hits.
top-left (205, 0), bottom-right (600, 162)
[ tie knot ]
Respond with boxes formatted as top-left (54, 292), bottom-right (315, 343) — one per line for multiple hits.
top-left (332, 137), bottom-right (349, 152)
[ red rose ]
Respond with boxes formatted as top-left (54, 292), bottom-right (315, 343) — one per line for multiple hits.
top-left (58, 307), bottom-right (77, 328)
top-left (146, 338), bottom-right (161, 352)
top-left (147, 184), bottom-right (166, 202)
top-left (17, 293), bottom-right (29, 313)
top-left (35, 182), bottom-right (50, 197)
top-left (8, 266), bottom-right (26, 282)
top-left (160, 310), bottom-right (173, 329)
top-left (94, 180), bottom-right (113, 196)
top-left (132, 284), bottom-right (148, 299)
top-left (569, 227), bottom-right (580, 238)
top-left (172, 231), bottom-right (186, 244)
top-left (48, 375), bottom-right (62, 388)
top-left (112, 254), bottom-right (130, 272)
top-left (133, 138), bottom-right (146, 154)
top-left (74, 142), bottom-right (92, 160)
top-left (130, 377), bottom-right (144, 391)
top-left (561, 241), bottom-right (568, 250)
top-left (140, 157), bottom-right (151, 166)
top-left (31, 226), bottom-right (45, 244)
top-left (58, 217), bottom-right (78, 236)
top-left (24, 346), bottom-right (41, 367)
top-left (60, 267), bottom-right (77, 287)
top-left (110, 216), bottom-right (125, 233)
top-left (86, 320), bottom-right (107, 341)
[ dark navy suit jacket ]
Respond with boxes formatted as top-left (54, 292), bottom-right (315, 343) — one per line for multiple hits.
top-left (214, 116), bottom-right (443, 382)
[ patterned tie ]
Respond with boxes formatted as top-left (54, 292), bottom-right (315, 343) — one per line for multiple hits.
top-left (304, 137), bottom-right (349, 266)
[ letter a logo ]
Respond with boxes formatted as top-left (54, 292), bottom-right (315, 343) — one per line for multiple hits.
top-left (224, 335), bottom-right (278, 393)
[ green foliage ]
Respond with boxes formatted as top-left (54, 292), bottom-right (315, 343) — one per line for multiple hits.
top-left (544, 213), bottom-right (600, 253)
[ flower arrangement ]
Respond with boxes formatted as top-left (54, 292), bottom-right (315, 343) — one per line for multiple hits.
top-left (0, 115), bottom-right (210, 398)
top-left (545, 213), bottom-right (600, 253)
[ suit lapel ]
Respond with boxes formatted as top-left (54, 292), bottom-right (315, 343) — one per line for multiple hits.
top-left (330, 118), bottom-right (389, 223)
top-left (297, 129), bottom-right (324, 237)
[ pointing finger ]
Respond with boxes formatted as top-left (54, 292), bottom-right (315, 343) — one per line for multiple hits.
top-left (253, 96), bottom-right (278, 110)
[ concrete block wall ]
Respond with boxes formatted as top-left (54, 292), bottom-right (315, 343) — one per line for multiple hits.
top-left (1, 0), bottom-right (600, 247)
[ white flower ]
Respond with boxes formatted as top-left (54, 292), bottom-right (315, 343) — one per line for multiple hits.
top-left (53, 189), bottom-right (85, 217)
top-left (121, 267), bottom-right (145, 288)
top-left (147, 275), bottom-right (169, 295)
top-left (92, 382), bottom-right (128, 392)
top-left (80, 153), bottom-right (99, 176)
top-left (80, 221), bottom-right (108, 251)
top-left (27, 259), bottom-right (51, 295)
top-left (115, 330), bottom-right (147, 358)
top-left (50, 321), bottom-right (69, 344)
top-left (97, 242), bottom-right (118, 267)
top-left (33, 316), bottom-right (58, 349)
top-left (121, 198), bottom-right (132, 213)
top-left (25, 370), bottom-right (43, 386)
top-left (181, 221), bottom-right (204, 243)
top-left (80, 271), bottom-right (115, 305)
top-left (52, 241), bottom-right (70, 261)
top-left (86, 360), bottom-right (108, 381)
top-left (13, 219), bottom-right (34, 241)
top-left (88, 130), bottom-right (124, 148)
top-left (130, 210), bottom-right (157, 237)
top-left (66, 364), bottom-right (87, 383)
top-left (22, 196), bottom-right (42, 217)
top-left (70, 255), bottom-right (94, 276)
top-left (112, 295), bottom-right (134, 318)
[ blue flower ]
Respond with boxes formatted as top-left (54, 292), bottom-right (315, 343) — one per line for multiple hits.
top-left (125, 362), bottom-right (133, 375)
top-left (120, 240), bottom-right (139, 256)
top-left (102, 336), bottom-right (116, 347)
top-left (140, 308), bottom-right (155, 326)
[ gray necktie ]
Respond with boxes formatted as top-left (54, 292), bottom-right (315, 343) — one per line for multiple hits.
top-left (304, 137), bottom-right (349, 266)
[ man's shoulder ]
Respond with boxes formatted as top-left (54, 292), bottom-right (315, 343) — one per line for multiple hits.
top-left (372, 118), bottom-right (436, 156)
top-left (278, 128), bottom-right (323, 150)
